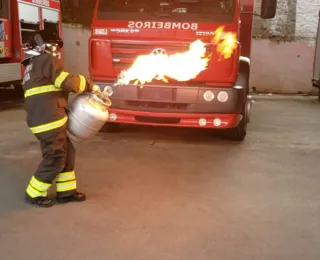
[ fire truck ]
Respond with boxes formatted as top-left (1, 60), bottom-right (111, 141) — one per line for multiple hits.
top-left (312, 9), bottom-right (320, 101)
top-left (0, 0), bottom-right (62, 94)
top-left (89, 0), bottom-right (277, 141)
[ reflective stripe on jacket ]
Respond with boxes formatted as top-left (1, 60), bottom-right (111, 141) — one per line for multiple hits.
top-left (22, 53), bottom-right (88, 136)
top-left (30, 116), bottom-right (68, 134)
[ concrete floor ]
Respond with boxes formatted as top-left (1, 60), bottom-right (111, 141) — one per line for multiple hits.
top-left (0, 95), bottom-right (319, 260)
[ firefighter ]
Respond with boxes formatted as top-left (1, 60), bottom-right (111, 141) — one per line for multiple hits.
top-left (22, 29), bottom-right (99, 208)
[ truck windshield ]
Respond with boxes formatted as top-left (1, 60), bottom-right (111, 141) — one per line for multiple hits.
top-left (97, 0), bottom-right (234, 22)
top-left (0, 0), bottom-right (9, 19)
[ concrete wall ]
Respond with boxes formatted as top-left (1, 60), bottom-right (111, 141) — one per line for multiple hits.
top-left (62, 0), bottom-right (320, 94)
top-left (250, 40), bottom-right (315, 94)
top-left (253, 0), bottom-right (319, 45)
top-left (62, 24), bottom-right (91, 77)
top-left (250, 0), bottom-right (319, 93)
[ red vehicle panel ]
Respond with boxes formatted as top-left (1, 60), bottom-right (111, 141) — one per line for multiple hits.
top-left (0, 0), bottom-right (62, 89)
top-left (89, 0), bottom-right (277, 141)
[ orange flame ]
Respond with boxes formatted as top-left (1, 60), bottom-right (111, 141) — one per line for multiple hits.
top-left (212, 26), bottom-right (238, 59)
top-left (115, 26), bottom-right (238, 86)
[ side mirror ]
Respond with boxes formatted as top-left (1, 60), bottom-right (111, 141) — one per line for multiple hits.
top-left (260, 0), bottom-right (277, 19)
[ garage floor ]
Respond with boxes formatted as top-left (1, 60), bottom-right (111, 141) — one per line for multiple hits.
top-left (0, 95), bottom-right (319, 260)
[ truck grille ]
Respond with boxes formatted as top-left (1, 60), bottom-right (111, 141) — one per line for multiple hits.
top-left (111, 40), bottom-right (212, 69)
top-left (126, 101), bottom-right (188, 110)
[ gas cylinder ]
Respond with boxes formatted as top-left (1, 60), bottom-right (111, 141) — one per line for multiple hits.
top-left (67, 92), bottom-right (112, 142)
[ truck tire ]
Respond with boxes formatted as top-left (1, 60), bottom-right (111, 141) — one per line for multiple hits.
top-left (221, 97), bottom-right (252, 141)
top-left (221, 102), bottom-right (248, 141)
top-left (101, 122), bottom-right (121, 133)
top-left (221, 69), bottom-right (251, 142)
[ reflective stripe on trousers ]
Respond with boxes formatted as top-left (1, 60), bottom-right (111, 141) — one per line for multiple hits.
top-left (29, 116), bottom-right (68, 134)
top-left (26, 171), bottom-right (77, 198)
top-left (24, 84), bottom-right (62, 98)
top-left (56, 171), bottom-right (77, 193)
top-left (26, 176), bottom-right (51, 198)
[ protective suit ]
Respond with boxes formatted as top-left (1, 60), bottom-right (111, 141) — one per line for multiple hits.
top-left (22, 30), bottom-right (98, 207)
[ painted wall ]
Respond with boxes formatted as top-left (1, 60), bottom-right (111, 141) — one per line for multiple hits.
top-left (62, 0), bottom-right (320, 94)
top-left (62, 24), bottom-right (91, 77)
top-left (250, 0), bottom-right (319, 93)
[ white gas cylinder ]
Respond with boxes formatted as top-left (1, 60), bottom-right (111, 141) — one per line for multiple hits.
top-left (67, 92), bottom-right (112, 142)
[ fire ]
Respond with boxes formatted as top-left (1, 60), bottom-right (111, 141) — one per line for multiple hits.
top-left (212, 26), bottom-right (238, 59)
top-left (115, 26), bottom-right (238, 86)
top-left (116, 39), bottom-right (208, 86)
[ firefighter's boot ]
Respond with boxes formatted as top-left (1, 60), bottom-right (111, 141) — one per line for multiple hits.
top-left (25, 194), bottom-right (54, 208)
top-left (56, 191), bottom-right (86, 204)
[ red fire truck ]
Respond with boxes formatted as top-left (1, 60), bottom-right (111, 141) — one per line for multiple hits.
top-left (0, 0), bottom-right (62, 94)
top-left (89, 0), bottom-right (277, 141)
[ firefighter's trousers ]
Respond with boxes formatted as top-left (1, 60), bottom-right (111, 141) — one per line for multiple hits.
top-left (26, 124), bottom-right (78, 199)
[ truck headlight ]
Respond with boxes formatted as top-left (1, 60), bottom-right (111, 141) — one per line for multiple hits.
top-left (203, 91), bottom-right (214, 102)
top-left (217, 91), bottom-right (228, 102)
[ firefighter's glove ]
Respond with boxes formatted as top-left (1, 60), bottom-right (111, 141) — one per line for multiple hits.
top-left (86, 78), bottom-right (101, 93)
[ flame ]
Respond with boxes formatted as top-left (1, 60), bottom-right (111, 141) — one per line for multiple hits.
top-left (115, 26), bottom-right (238, 86)
top-left (212, 26), bottom-right (238, 59)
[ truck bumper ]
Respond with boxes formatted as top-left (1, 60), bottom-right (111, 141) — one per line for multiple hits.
top-left (94, 82), bottom-right (247, 129)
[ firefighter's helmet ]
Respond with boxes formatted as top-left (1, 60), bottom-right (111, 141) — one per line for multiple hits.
top-left (21, 29), bottom-right (64, 65)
